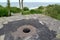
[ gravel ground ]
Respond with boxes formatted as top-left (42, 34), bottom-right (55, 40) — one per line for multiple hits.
top-left (0, 14), bottom-right (60, 40)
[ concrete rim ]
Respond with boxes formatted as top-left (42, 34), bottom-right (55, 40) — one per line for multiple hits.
top-left (11, 25), bottom-right (37, 38)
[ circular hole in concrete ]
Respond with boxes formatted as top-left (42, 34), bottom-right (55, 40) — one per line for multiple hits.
top-left (23, 28), bottom-right (30, 33)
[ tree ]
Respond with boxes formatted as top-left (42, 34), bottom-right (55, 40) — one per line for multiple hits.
top-left (19, 0), bottom-right (21, 9)
top-left (21, 0), bottom-right (23, 9)
top-left (21, 0), bottom-right (23, 14)
top-left (7, 0), bottom-right (11, 16)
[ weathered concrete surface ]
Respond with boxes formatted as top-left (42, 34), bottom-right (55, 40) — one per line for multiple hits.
top-left (0, 19), bottom-right (56, 40)
top-left (0, 14), bottom-right (60, 40)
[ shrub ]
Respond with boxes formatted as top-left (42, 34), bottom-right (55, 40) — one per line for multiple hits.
top-left (22, 11), bottom-right (30, 15)
top-left (0, 8), bottom-right (8, 17)
top-left (10, 7), bottom-right (21, 13)
top-left (30, 9), bottom-right (43, 14)
top-left (30, 9), bottom-right (36, 14)
top-left (38, 6), bottom-right (44, 9)
top-left (0, 6), bottom-right (21, 17)
top-left (23, 7), bottom-right (29, 11)
top-left (45, 4), bottom-right (60, 20)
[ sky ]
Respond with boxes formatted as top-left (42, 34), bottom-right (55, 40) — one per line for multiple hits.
top-left (0, 0), bottom-right (60, 2)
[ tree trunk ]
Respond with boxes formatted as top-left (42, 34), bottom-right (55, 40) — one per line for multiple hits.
top-left (19, 0), bottom-right (21, 9)
top-left (7, 0), bottom-right (11, 16)
top-left (21, 0), bottom-right (23, 9)
top-left (21, 0), bottom-right (23, 14)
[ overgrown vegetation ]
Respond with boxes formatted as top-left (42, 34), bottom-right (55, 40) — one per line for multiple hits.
top-left (23, 7), bottom-right (29, 11)
top-left (0, 4), bottom-right (60, 20)
top-left (0, 6), bottom-right (8, 17)
top-left (22, 6), bottom-right (44, 15)
top-left (0, 5), bottom-right (21, 17)
top-left (45, 4), bottom-right (60, 20)
top-left (10, 7), bottom-right (21, 13)
top-left (22, 4), bottom-right (60, 20)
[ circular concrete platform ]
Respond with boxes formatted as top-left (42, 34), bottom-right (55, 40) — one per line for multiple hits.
top-left (0, 19), bottom-right (56, 40)
top-left (11, 25), bottom-right (37, 39)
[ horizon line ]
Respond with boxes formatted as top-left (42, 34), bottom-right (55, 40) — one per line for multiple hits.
top-left (0, 2), bottom-right (60, 3)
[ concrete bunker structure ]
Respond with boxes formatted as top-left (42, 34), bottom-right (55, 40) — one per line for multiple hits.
top-left (0, 19), bottom-right (56, 40)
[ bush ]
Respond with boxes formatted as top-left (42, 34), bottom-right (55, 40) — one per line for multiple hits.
top-left (45, 4), bottom-right (60, 20)
top-left (22, 11), bottom-right (30, 15)
top-left (23, 7), bottom-right (29, 11)
top-left (10, 7), bottom-right (21, 13)
top-left (30, 9), bottom-right (43, 14)
top-left (0, 6), bottom-right (21, 17)
top-left (30, 9), bottom-right (36, 14)
top-left (38, 6), bottom-right (44, 9)
top-left (0, 8), bottom-right (8, 17)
